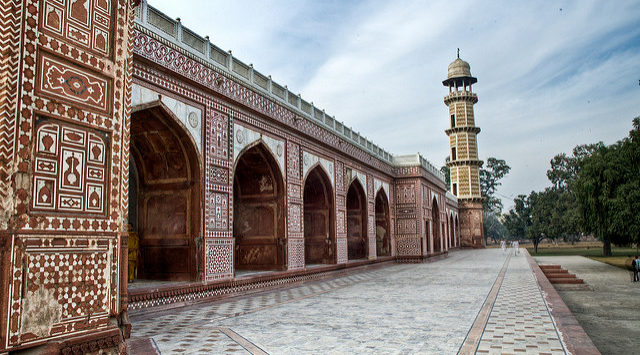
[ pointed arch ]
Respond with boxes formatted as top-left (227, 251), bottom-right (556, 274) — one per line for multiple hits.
top-left (303, 161), bottom-right (333, 189)
top-left (375, 189), bottom-right (391, 257)
top-left (455, 215), bottom-right (460, 247)
top-left (303, 165), bottom-right (335, 265)
top-left (431, 197), bottom-right (441, 252)
top-left (346, 179), bottom-right (368, 260)
top-left (449, 214), bottom-right (454, 249)
top-left (233, 143), bottom-right (286, 271)
top-left (129, 103), bottom-right (202, 281)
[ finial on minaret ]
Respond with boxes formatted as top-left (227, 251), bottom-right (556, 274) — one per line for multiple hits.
top-left (457, 48), bottom-right (460, 59)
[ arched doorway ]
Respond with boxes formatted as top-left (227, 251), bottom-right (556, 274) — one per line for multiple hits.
top-left (449, 215), bottom-right (454, 248)
top-left (456, 216), bottom-right (460, 246)
top-left (425, 220), bottom-right (430, 254)
top-left (431, 197), bottom-right (441, 252)
top-left (346, 180), bottom-right (367, 260)
top-left (233, 143), bottom-right (286, 271)
top-left (303, 166), bottom-right (335, 265)
top-left (130, 105), bottom-right (201, 281)
top-left (375, 189), bottom-right (391, 257)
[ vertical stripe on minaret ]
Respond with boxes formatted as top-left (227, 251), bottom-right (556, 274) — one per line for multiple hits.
top-left (443, 54), bottom-right (485, 248)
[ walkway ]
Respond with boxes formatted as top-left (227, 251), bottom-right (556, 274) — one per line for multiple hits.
top-left (535, 255), bottom-right (640, 355)
top-left (129, 249), bottom-right (587, 354)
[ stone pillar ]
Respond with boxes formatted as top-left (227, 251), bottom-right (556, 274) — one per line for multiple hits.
top-left (0, 0), bottom-right (137, 352)
top-left (459, 201), bottom-right (484, 248)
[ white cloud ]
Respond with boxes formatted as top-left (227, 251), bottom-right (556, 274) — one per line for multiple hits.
top-left (148, 0), bottom-right (640, 211)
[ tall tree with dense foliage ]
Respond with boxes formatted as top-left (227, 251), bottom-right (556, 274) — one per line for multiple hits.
top-left (573, 118), bottom-right (640, 255)
top-left (479, 158), bottom-right (511, 244)
top-left (503, 194), bottom-right (531, 241)
top-left (440, 156), bottom-right (450, 191)
top-left (480, 158), bottom-right (511, 213)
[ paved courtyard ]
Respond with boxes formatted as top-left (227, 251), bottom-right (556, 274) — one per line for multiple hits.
top-left (130, 249), bottom-right (574, 354)
top-left (534, 255), bottom-right (640, 355)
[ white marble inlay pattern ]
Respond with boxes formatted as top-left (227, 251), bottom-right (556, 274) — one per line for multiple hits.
top-left (233, 123), bottom-right (285, 177)
top-left (302, 151), bottom-right (334, 188)
top-left (373, 178), bottom-right (389, 199)
top-left (346, 168), bottom-right (367, 198)
top-left (131, 83), bottom-right (202, 154)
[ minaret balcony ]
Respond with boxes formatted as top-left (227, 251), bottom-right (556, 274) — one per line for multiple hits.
top-left (446, 159), bottom-right (483, 167)
top-left (445, 126), bottom-right (481, 135)
top-left (444, 91), bottom-right (478, 104)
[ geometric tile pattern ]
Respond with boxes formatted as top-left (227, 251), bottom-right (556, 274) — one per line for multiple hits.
top-left (40, 0), bottom-right (114, 57)
top-left (0, 0), bottom-right (24, 227)
top-left (395, 235), bottom-right (421, 256)
top-left (131, 250), bottom-right (523, 354)
top-left (8, 235), bottom-right (115, 347)
top-left (205, 239), bottom-right (233, 282)
top-left (287, 238), bottom-right (304, 270)
top-left (476, 254), bottom-right (566, 355)
top-left (131, 264), bottom-right (413, 354)
top-left (32, 120), bottom-right (108, 216)
top-left (1, 0), bottom-right (134, 351)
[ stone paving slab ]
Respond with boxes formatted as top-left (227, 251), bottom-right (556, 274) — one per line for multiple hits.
top-left (129, 249), bottom-right (592, 354)
top-left (475, 253), bottom-right (565, 354)
top-left (534, 256), bottom-right (640, 355)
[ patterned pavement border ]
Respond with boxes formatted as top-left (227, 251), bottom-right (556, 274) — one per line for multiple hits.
top-left (525, 250), bottom-right (600, 355)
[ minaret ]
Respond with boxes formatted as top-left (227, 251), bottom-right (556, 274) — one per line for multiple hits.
top-left (443, 50), bottom-right (484, 248)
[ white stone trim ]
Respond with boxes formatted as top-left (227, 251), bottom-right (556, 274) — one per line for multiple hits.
top-left (373, 178), bottom-right (389, 199)
top-left (302, 151), bottom-right (334, 188)
top-left (131, 83), bottom-right (202, 154)
top-left (346, 168), bottom-right (367, 198)
top-left (233, 123), bottom-right (285, 177)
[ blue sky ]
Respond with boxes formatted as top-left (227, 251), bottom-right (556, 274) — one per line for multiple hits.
top-left (147, 0), bottom-right (640, 211)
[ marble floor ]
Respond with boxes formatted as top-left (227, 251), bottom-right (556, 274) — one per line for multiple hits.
top-left (130, 249), bottom-right (571, 354)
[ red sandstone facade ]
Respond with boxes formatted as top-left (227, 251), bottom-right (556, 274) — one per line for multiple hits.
top-left (0, 1), bottom-right (461, 352)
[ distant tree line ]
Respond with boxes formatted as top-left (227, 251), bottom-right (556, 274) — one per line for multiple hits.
top-left (442, 117), bottom-right (640, 256)
top-left (503, 117), bottom-right (640, 255)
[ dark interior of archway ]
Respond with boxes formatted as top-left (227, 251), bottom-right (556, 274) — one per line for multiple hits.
top-left (233, 144), bottom-right (285, 271)
top-left (129, 106), bottom-right (201, 281)
top-left (375, 190), bottom-right (390, 257)
top-left (346, 181), bottom-right (367, 260)
top-left (425, 220), bottom-right (430, 253)
top-left (432, 199), bottom-right (441, 252)
top-left (449, 216), bottom-right (454, 247)
top-left (303, 167), bottom-right (334, 264)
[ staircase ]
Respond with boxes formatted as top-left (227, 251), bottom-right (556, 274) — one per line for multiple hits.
top-left (539, 264), bottom-right (584, 284)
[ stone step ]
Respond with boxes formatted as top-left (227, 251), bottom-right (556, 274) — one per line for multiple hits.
top-left (543, 271), bottom-right (571, 277)
top-left (548, 277), bottom-right (584, 284)
top-left (539, 264), bottom-right (562, 270)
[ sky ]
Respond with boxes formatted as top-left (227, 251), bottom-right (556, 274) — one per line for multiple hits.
top-left (147, 0), bottom-right (640, 211)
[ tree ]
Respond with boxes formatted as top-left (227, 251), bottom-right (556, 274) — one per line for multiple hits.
top-left (608, 117), bottom-right (640, 251)
top-left (527, 188), bottom-right (561, 253)
top-left (547, 143), bottom-right (603, 190)
top-left (545, 144), bottom-right (603, 243)
top-left (503, 194), bottom-right (532, 242)
top-left (440, 156), bottom-right (450, 191)
top-left (574, 139), bottom-right (634, 256)
top-left (484, 211), bottom-right (508, 244)
top-left (480, 158), bottom-right (511, 214)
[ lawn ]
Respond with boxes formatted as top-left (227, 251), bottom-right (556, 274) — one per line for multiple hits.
top-left (526, 242), bottom-right (638, 270)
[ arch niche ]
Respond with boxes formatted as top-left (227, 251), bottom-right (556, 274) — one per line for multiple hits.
top-left (129, 104), bottom-right (201, 281)
top-left (233, 143), bottom-right (286, 271)
top-left (303, 166), bottom-right (335, 265)
top-left (346, 179), bottom-right (368, 260)
top-left (456, 216), bottom-right (460, 246)
top-left (449, 215), bottom-right (454, 248)
top-left (375, 189), bottom-right (391, 257)
top-left (431, 197), bottom-right (441, 253)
